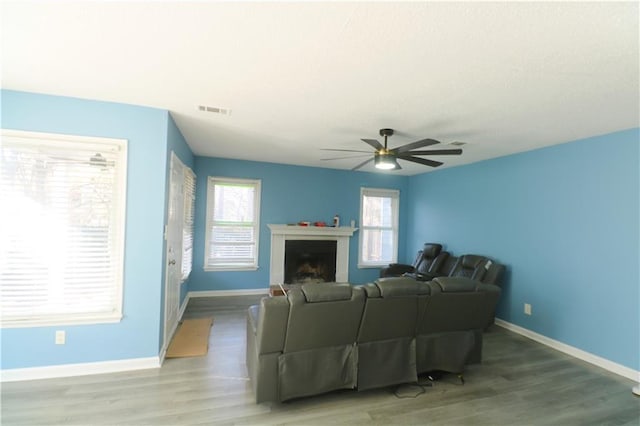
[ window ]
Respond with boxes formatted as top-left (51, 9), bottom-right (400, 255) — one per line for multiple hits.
top-left (181, 167), bottom-right (196, 280)
top-left (205, 177), bottom-right (261, 271)
top-left (358, 187), bottom-right (399, 267)
top-left (0, 130), bottom-right (127, 327)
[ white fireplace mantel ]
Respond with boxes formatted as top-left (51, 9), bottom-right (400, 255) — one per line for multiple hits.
top-left (268, 224), bottom-right (357, 285)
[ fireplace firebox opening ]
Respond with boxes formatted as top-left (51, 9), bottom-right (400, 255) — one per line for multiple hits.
top-left (284, 240), bottom-right (337, 284)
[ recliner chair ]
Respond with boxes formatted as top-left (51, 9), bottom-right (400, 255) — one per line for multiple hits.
top-left (356, 277), bottom-right (430, 390)
top-left (380, 243), bottom-right (444, 278)
top-left (409, 252), bottom-right (452, 281)
top-left (448, 254), bottom-right (489, 281)
top-left (277, 283), bottom-right (365, 401)
top-left (415, 276), bottom-right (501, 375)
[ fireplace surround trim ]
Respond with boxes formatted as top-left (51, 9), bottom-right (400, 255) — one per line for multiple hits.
top-left (268, 225), bottom-right (357, 285)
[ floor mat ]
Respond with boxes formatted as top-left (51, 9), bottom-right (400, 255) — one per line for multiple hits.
top-left (166, 317), bottom-right (214, 358)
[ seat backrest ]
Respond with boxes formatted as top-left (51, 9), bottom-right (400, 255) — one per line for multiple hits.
top-left (417, 277), bottom-right (501, 335)
top-left (357, 277), bottom-right (430, 343)
top-left (414, 243), bottom-right (444, 274)
top-left (434, 254), bottom-right (457, 277)
top-left (411, 250), bottom-right (424, 269)
top-left (482, 261), bottom-right (506, 287)
top-left (449, 254), bottom-right (488, 281)
top-left (283, 283), bottom-right (365, 352)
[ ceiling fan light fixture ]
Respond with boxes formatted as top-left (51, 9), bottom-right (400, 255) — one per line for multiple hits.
top-left (375, 153), bottom-right (397, 170)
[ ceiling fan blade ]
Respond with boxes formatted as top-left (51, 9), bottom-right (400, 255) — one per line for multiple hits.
top-left (361, 138), bottom-right (384, 151)
top-left (402, 148), bottom-right (462, 156)
top-left (392, 138), bottom-right (440, 154)
top-left (320, 148), bottom-right (372, 153)
top-left (321, 154), bottom-right (370, 161)
top-left (352, 157), bottom-right (374, 171)
top-left (399, 156), bottom-right (443, 168)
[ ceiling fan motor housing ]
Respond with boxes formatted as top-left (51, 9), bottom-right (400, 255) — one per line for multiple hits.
top-left (379, 128), bottom-right (394, 137)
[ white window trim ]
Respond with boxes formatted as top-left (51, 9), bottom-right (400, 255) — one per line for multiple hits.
top-left (204, 176), bottom-right (261, 272)
top-left (1, 129), bottom-right (127, 328)
top-left (358, 187), bottom-right (400, 268)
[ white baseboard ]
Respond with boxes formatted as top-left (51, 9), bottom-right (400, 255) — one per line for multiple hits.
top-left (187, 288), bottom-right (269, 298)
top-left (0, 356), bottom-right (161, 383)
top-left (495, 319), bottom-right (640, 382)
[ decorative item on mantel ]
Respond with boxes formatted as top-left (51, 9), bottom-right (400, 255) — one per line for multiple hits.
top-left (289, 219), bottom-right (336, 227)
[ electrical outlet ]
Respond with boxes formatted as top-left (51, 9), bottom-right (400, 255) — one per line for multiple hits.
top-left (55, 330), bottom-right (66, 345)
top-left (524, 303), bottom-right (532, 316)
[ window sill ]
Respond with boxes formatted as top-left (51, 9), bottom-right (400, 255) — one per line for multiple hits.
top-left (358, 263), bottom-right (389, 269)
top-left (1, 313), bottom-right (123, 329)
top-left (204, 266), bottom-right (259, 272)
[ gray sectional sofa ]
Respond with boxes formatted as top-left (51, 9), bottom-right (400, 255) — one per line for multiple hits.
top-left (246, 276), bottom-right (501, 403)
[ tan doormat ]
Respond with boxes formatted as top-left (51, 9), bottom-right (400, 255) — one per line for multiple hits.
top-left (166, 317), bottom-right (214, 358)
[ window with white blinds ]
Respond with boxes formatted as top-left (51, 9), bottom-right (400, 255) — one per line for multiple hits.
top-left (358, 187), bottom-right (399, 267)
top-left (204, 177), bottom-right (261, 271)
top-left (0, 130), bottom-right (127, 327)
top-left (181, 168), bottom-right (196, 280)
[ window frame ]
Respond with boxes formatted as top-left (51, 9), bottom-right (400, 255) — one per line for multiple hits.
top-left (358, 187), bottom-right (400, 268)
top-left (204, 176), bottom-right (261, 271)
top-left (0, 129), bottom-right (127, 328)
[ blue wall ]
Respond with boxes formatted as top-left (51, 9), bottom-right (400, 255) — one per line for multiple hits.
top-left (189, 157), bottom-right (409, 291)
top-left (406, 128), bottom-right (640, 371)
top-left (1, 90), bottom-right (171, 369)
top-left (2, 89), bottom-right (637, 376)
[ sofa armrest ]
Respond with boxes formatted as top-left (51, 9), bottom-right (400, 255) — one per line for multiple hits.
top-left (254, 296), bottom-right (289, 354)
top-left (380, 263), bottom-right (415, 278)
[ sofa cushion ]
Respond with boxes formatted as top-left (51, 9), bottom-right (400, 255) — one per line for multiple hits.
top-left (375, 276), bottom-right (421, 297)
top-left (301, 282), bottom-right (352, 302)
top-left (432, 276), bottom-right (478, 293)
top-left (422, 243), bottom-right (442, 259)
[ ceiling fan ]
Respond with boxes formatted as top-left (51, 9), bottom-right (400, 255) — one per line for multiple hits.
top-left (321, 128), bottom-right (463, 171)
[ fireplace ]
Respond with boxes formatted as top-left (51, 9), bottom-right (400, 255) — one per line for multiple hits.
top-left (285, 240), bottom-right (337, 284)
top-left (268, 225), bottom-right (357, 285)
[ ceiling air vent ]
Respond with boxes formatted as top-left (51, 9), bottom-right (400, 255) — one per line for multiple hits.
top-left (197, 105), bottom-right (232, 115)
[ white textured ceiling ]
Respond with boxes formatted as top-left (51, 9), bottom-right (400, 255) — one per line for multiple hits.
top-left (2, 1), bottom-right (639, 175)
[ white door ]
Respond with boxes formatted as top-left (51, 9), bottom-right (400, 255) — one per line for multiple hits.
top-left (164, 153), bottom-right (185, 349)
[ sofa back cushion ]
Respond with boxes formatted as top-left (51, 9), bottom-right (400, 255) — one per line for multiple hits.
top-left (449, 254), bottom-right (488, 280)
top-left (301, 282), bottom-right (352, 302)
top-left (357, 279), bottom-right (424, 343)
top-left (283, 284), bottom-right (365, 352)
top-left (417, 277), bottom-right (501, 335)
top-left (482, 261), bottom-right (506, 287)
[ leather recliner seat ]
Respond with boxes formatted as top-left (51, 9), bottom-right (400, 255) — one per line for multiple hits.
top-left (379, 243), bottom-right (445, 278)
top-left (355, 276), bottom-right (430, 391)
top-left (416, 276), bottom-right (501, 374)
top-left (246, 274), bottom-right (501, 403)
top-left (278, 283), bottom-right (365, 401)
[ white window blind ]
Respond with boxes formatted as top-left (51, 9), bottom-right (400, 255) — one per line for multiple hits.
top-left (181, 168), bottom-right (196, 280)
top-left (359, 187), bottom-right (399, 267)
top-left (0, 130), bottom-right (127, 327)
top-left (205, 177), bottom-right (261, 271)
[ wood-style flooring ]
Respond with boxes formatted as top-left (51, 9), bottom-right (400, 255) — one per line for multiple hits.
top-left (2, 295), bottom-right (639, 425)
